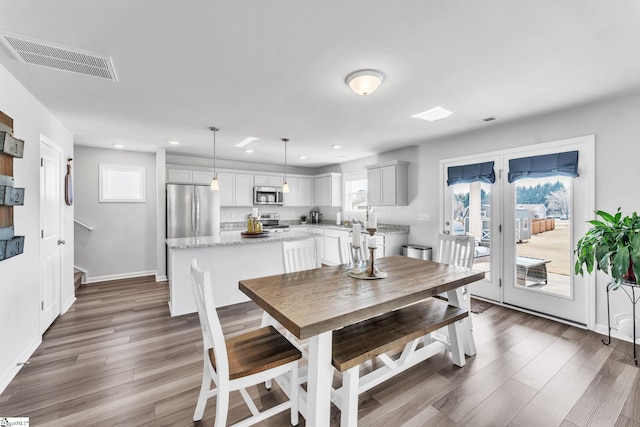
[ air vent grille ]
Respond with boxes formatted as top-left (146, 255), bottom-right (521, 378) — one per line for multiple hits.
top-left (0, 33), bottom-right (118, 81)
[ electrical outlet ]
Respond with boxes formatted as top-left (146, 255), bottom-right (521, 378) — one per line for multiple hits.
top-left (418, 213), bottom-right (430, 222)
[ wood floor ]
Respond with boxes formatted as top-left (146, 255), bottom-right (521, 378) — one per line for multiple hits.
top-left (1, 276), bottom-right (639, 426)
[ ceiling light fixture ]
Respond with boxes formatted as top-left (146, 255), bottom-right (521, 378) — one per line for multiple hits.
top-left (209, 126), bottom-right (220, 191)
top-left (235, 137), bottom-right (259, 148)
top-left (244, 148), bottom-right (254, 154)
top-left (281, 138), bottom-right (290, 194)
top-left (298, 155), bottom-right (307, 160)
top-left (411, 106), bottom-right (453, 122)
top-left (332, 144), bottom-right (342, 149)
top-left (113, 143), bottom-right (124, 149)
top-left (345, 69), bottom-right (385, 96)
top-left (168, 140), bottom-right (180, 145)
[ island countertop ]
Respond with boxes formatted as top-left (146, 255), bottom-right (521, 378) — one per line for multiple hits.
top-left (166, 230), bottom-right (315, 249)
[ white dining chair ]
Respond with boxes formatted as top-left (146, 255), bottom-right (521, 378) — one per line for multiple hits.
top-left (190, 259), bottom-right (301, 427)
top-left (282, 238), bottom-right (320, 272)
top-left (338, 234), bottom-right (366, 265)
top-left (436, 233), bottom-right (476, 356)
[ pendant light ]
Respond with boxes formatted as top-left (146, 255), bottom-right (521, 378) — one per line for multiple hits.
top-left (209, 126), bottom-right (220, 191)
top-left (281, 138), bottom-right (290, 193)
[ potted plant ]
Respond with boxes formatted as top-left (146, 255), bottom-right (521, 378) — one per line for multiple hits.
top-left (300, 215), bottom-right (308, 225)
top-left (574, 208), bottom-right (640, 285)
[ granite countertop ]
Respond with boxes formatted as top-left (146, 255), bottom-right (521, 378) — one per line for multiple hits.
top-left (166, 230), bottom-right (314, 249)
top-left (292, 223), bottom-right (410, 235)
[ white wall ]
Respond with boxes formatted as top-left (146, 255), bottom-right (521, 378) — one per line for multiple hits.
top-left (322, 91), bottom-right (640, 332)
top-left (74, 146), bottom-right (157, 282)
top-left (0, 63), bottom-right (74, 392)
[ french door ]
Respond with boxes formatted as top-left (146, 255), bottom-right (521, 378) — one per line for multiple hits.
top-left (441, 136), bottom-right (595, 327)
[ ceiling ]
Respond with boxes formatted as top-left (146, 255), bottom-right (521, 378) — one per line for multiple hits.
top-left (1, 1), bottom-right (640, 168)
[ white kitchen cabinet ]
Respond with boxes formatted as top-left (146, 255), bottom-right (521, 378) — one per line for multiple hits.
top-left (298, 177), bottom-right (312, 206)
top-left (217, 172), bottom-right (253, 207)
top-left (193, 170), bottom-right (214, 185)
top-left (366, 161), bottom-right (409, 206)
top-left (314, 173), bottom-right (342, 207)
top-left (324, 228), bottom-right (350, 265)
top-left (167, 168), bottom-right (193, 183)
top-left (234, 173), bottom-right (254, 206)
top-left (284, 176), bottom-right (313, 207)
top-left (218, 172), bottom-right (235, 206)
top-left (255, 174), bottom-right (284, 187)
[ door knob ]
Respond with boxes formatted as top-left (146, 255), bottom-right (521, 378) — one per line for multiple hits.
top-left (57, 239), bottom-right (66, 245)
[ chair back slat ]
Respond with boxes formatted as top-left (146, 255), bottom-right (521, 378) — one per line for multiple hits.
top-left (338, 233), bottom-right (367, 265)
top-left (282, 238), bottom-right (320, 273)
top-left (190, 259), bottom-right (230, 380)
top-left (437, 234), bottom-right (475, 268)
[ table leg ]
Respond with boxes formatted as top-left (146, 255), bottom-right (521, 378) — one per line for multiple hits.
top-left (306, 331), bottom-right (333, 427)
top-left (447, 288), bottom-right (477, 356)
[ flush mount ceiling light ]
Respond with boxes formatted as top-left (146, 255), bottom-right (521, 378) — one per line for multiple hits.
top-left (332, 144), bottom-right (342, 149)
top-left (168, 140), bottom-right (180, 145)
top-left (411, 106), bottom-right (453, 122)
top-left (209, 126), bottom-right (220, 191)
top-left (244, 149), bottom-right (254, 154)
top-left (113, 143), bottom-right (124, 149)
top-left (281, 138), bottom-right (290, 193)
top-left (345, 69), bottom-right (385, 96)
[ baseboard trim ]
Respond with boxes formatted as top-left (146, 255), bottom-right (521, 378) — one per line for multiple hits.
top-left (61, 296), bottom-right (76, 314)
top-left (84, 270), bottom-right (157, 284)
top-left (0, 335), bottom-right (42, 394)
top-left (155, 274), bottom-right (167, 282)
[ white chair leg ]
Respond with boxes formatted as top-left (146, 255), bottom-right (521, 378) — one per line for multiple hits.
top-left (214, 384), bottom-right (229, 427)
top-left (265, 379), bottom-right (272, 389)
top-left (291, 362), bottom-right (299, 426)
top-left (341, 366), bottom-right (359, 427)
top-left (193, 364), bottom-right (211, 421)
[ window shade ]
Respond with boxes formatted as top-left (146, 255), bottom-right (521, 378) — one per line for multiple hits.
top-left (447, 161), bottom-right (495, 186)
top-left (508, 150), bottom-right (579, 183)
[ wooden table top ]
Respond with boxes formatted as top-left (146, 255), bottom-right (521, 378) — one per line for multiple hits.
top-left (239, 255), bottom-right (485, 340)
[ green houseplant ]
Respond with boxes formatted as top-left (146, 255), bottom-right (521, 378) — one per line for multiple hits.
top-left (574, 208), bottom-right (640, 284)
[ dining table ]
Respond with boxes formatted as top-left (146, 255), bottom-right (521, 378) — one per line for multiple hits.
top-left (239, 255), bottom-right (485, 427)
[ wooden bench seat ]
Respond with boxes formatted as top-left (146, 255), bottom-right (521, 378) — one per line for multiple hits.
top-left (331, 297), bottom-right (469, 426)
top-left (332, 297), bottom-right (468, 371)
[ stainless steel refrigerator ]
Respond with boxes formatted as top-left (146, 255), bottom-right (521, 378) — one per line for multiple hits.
top-left (167, 184), bottom-right (216, 238)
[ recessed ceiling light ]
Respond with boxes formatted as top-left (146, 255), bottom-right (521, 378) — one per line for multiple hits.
top-left (168, 140), bottom-right (180, 145)
top-left (244, 149), bottom-right (254, 154)
top-left (113, 144), bottom-right (124, 149)
top-left (235, 137), bottom-right (259, 148)
top-left (298, 155), bottom-right (307, 160)
top-left (411, 106), bottom-right (453, 122)
top-left (332, 145), bottom-right (342, 149)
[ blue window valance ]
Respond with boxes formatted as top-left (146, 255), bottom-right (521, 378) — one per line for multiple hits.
top-left (508, 150), bottom-right (579, 183)
top-left (447, 161), bottom-right (495, 186)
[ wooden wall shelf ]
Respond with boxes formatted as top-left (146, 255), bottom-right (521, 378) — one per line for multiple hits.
top-left (0, 111), bottom-right (25, 260)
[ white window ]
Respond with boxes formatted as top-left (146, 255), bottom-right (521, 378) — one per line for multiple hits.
top-left (99, 164), bottom-right (146, 202)
top-left (343, 171), bottom-right (367, 214)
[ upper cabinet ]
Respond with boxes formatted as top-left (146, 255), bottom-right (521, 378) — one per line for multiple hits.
top-left (284, 176), bottom-right (313, 207)
top-left (218, 172), bottom-right (254, 207)
top-left (366, 161), bottom-right (408, 206)
top-left (314, 173), bottom-right (342, 207)
top-left (167, 168), bottom-right (193, 184)
top-left (254, 174), bottom-right (284, 187)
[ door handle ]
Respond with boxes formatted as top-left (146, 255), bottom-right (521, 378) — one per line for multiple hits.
top-left (57, 239), bottom-right (66, 245)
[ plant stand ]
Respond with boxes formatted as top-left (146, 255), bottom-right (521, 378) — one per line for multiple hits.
top-left (603, 280), bottom-right (639, 365)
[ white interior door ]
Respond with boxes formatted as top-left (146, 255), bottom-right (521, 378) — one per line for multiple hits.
top-left (442, 155), bottom-right (502, 302)
top-left (40, 137), bottom-right (63, 334)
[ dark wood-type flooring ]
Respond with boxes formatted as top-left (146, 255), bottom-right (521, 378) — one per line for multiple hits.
top-left (1, 275), bottom-right (639, 426)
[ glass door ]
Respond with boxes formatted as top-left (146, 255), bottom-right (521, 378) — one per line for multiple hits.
top-left (502, 142), bottom-right (594, 325)
top-left (442, 155), bottom-right (501, 302)
top-left (442, 136), bottom-right (595, 327)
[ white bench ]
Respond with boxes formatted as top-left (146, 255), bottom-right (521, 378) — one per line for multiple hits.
top-left (331, 297), bottom-right (468, 426)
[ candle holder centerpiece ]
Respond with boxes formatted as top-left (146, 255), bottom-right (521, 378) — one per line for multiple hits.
top-left (365, 227), bottom-right (380, 277)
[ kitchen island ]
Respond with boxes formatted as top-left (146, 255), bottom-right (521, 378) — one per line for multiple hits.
top-left (166, 230), bottom-right (316, 316)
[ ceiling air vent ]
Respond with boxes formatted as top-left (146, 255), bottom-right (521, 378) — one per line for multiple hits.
top-left (0, 33), bottom-right (118, 82)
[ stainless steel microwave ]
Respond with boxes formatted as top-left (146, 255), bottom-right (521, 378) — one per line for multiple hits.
top-left (253, 186), bottom-right (284, 205)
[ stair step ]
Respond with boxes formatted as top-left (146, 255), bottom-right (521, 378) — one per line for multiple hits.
top-left (74, 271), bottom-right (83, 289)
